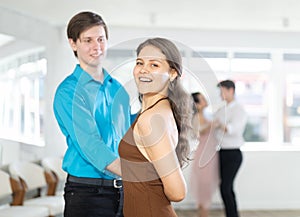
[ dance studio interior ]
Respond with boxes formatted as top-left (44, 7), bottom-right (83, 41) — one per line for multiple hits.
top-left (0, 0), bottom-right (299, 216)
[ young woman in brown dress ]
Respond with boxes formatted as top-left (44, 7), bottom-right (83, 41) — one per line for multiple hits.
top-left (119, 38), bottom-right (194, 217)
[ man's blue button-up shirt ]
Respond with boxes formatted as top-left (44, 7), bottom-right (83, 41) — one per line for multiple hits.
top-left (53, 64), bottom-right (131, 179)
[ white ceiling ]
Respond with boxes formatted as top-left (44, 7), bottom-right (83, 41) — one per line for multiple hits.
top-left (0, 0), bottom-right (300, 32)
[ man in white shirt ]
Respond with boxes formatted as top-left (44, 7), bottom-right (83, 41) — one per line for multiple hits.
top-left (214, 80), bottom-right (247, 217)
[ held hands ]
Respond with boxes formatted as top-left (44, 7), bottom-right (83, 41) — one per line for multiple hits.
top-left (212, 120), bottom-right (227, 132)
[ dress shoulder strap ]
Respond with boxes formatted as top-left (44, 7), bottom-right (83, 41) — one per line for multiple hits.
top-left (132, 97), bottom-right (168, 128)
top-left (140, 97), bottom-right (168, 115)
top-left (141, 97), bottom-right (168, 114)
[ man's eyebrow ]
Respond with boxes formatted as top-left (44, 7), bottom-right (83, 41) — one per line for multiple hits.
top-left (81, 35), bottom-right (105, 39)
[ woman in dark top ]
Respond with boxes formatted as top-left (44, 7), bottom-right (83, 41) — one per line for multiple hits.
top-left (119, 37), bottom-right (194, 217)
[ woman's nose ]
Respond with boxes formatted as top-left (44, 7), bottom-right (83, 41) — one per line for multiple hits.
top-left (139, 65), bottom-right (149, 74)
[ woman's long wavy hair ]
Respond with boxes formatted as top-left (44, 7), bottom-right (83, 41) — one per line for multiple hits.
top-left (136, 38), bottom-right (194, 167)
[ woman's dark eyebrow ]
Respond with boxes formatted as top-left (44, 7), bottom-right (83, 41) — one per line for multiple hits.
top-left (136, 57), bottom-right (164, 63)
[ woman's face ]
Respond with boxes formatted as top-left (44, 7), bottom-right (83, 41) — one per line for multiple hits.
top-left (133, 45), bottom-right (177, 96)
top-left (195, 94), bottom-right (208, 110)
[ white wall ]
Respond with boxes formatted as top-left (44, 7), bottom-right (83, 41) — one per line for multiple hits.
top-left (0, 139), bottom-right (20, 166)
top-left (174, 149), bottom-right (300, 210)
top-left (236, 150), bottom-right (300, 210)
top-left (108, 26), bottom-right (300, 50)
top-left (1, 7), bottom-right (300, 210)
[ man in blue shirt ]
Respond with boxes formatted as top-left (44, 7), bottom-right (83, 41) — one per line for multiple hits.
top-left (53, 11), bottom-right (131, 217)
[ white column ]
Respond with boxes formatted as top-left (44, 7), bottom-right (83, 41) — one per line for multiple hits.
top-left (268, 52), bottom-right (284, 144)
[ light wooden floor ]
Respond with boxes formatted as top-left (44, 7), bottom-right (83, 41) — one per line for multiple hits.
top-left (175, 209), bottom-right (300, 217)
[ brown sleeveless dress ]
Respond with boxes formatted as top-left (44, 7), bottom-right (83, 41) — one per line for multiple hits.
top-left (119, 98), bottom-right (178, 217)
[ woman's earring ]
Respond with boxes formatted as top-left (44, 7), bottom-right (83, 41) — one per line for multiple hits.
top-left (170, 75), bottom-right (176, 82)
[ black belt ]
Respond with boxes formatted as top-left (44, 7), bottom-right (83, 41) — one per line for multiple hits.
top-left (67, 175), bottom-right (122, 188)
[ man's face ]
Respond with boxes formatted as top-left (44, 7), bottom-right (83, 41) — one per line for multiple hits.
top-left (69, 25), bottom-right (107, 70)
top-left (220, 86), bottom-right (234, 102)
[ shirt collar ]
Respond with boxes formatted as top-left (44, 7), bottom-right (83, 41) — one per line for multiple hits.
top-left (226, 100), bottom-right (237, 109)
top-left (73, 64), bottom-right (112, 85)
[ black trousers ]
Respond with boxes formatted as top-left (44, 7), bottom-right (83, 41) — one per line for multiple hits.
top-left (219, 149), bottom-right (243, 217)
top-left (64, 181), bottom-right (124, 217)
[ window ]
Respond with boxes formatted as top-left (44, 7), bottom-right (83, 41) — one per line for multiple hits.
top-left (192, 51), bottom-right (272, 142)
top-left (219, 52), bottom-right (271, 142)
top-left (283, 54), bottom-right (300, 144)
top-left (104, 47), bottom-right (300, 149)
top-left (233, 74), bottom-right (269, 142)
top-left (0, 50), bottom-right (46, 146)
